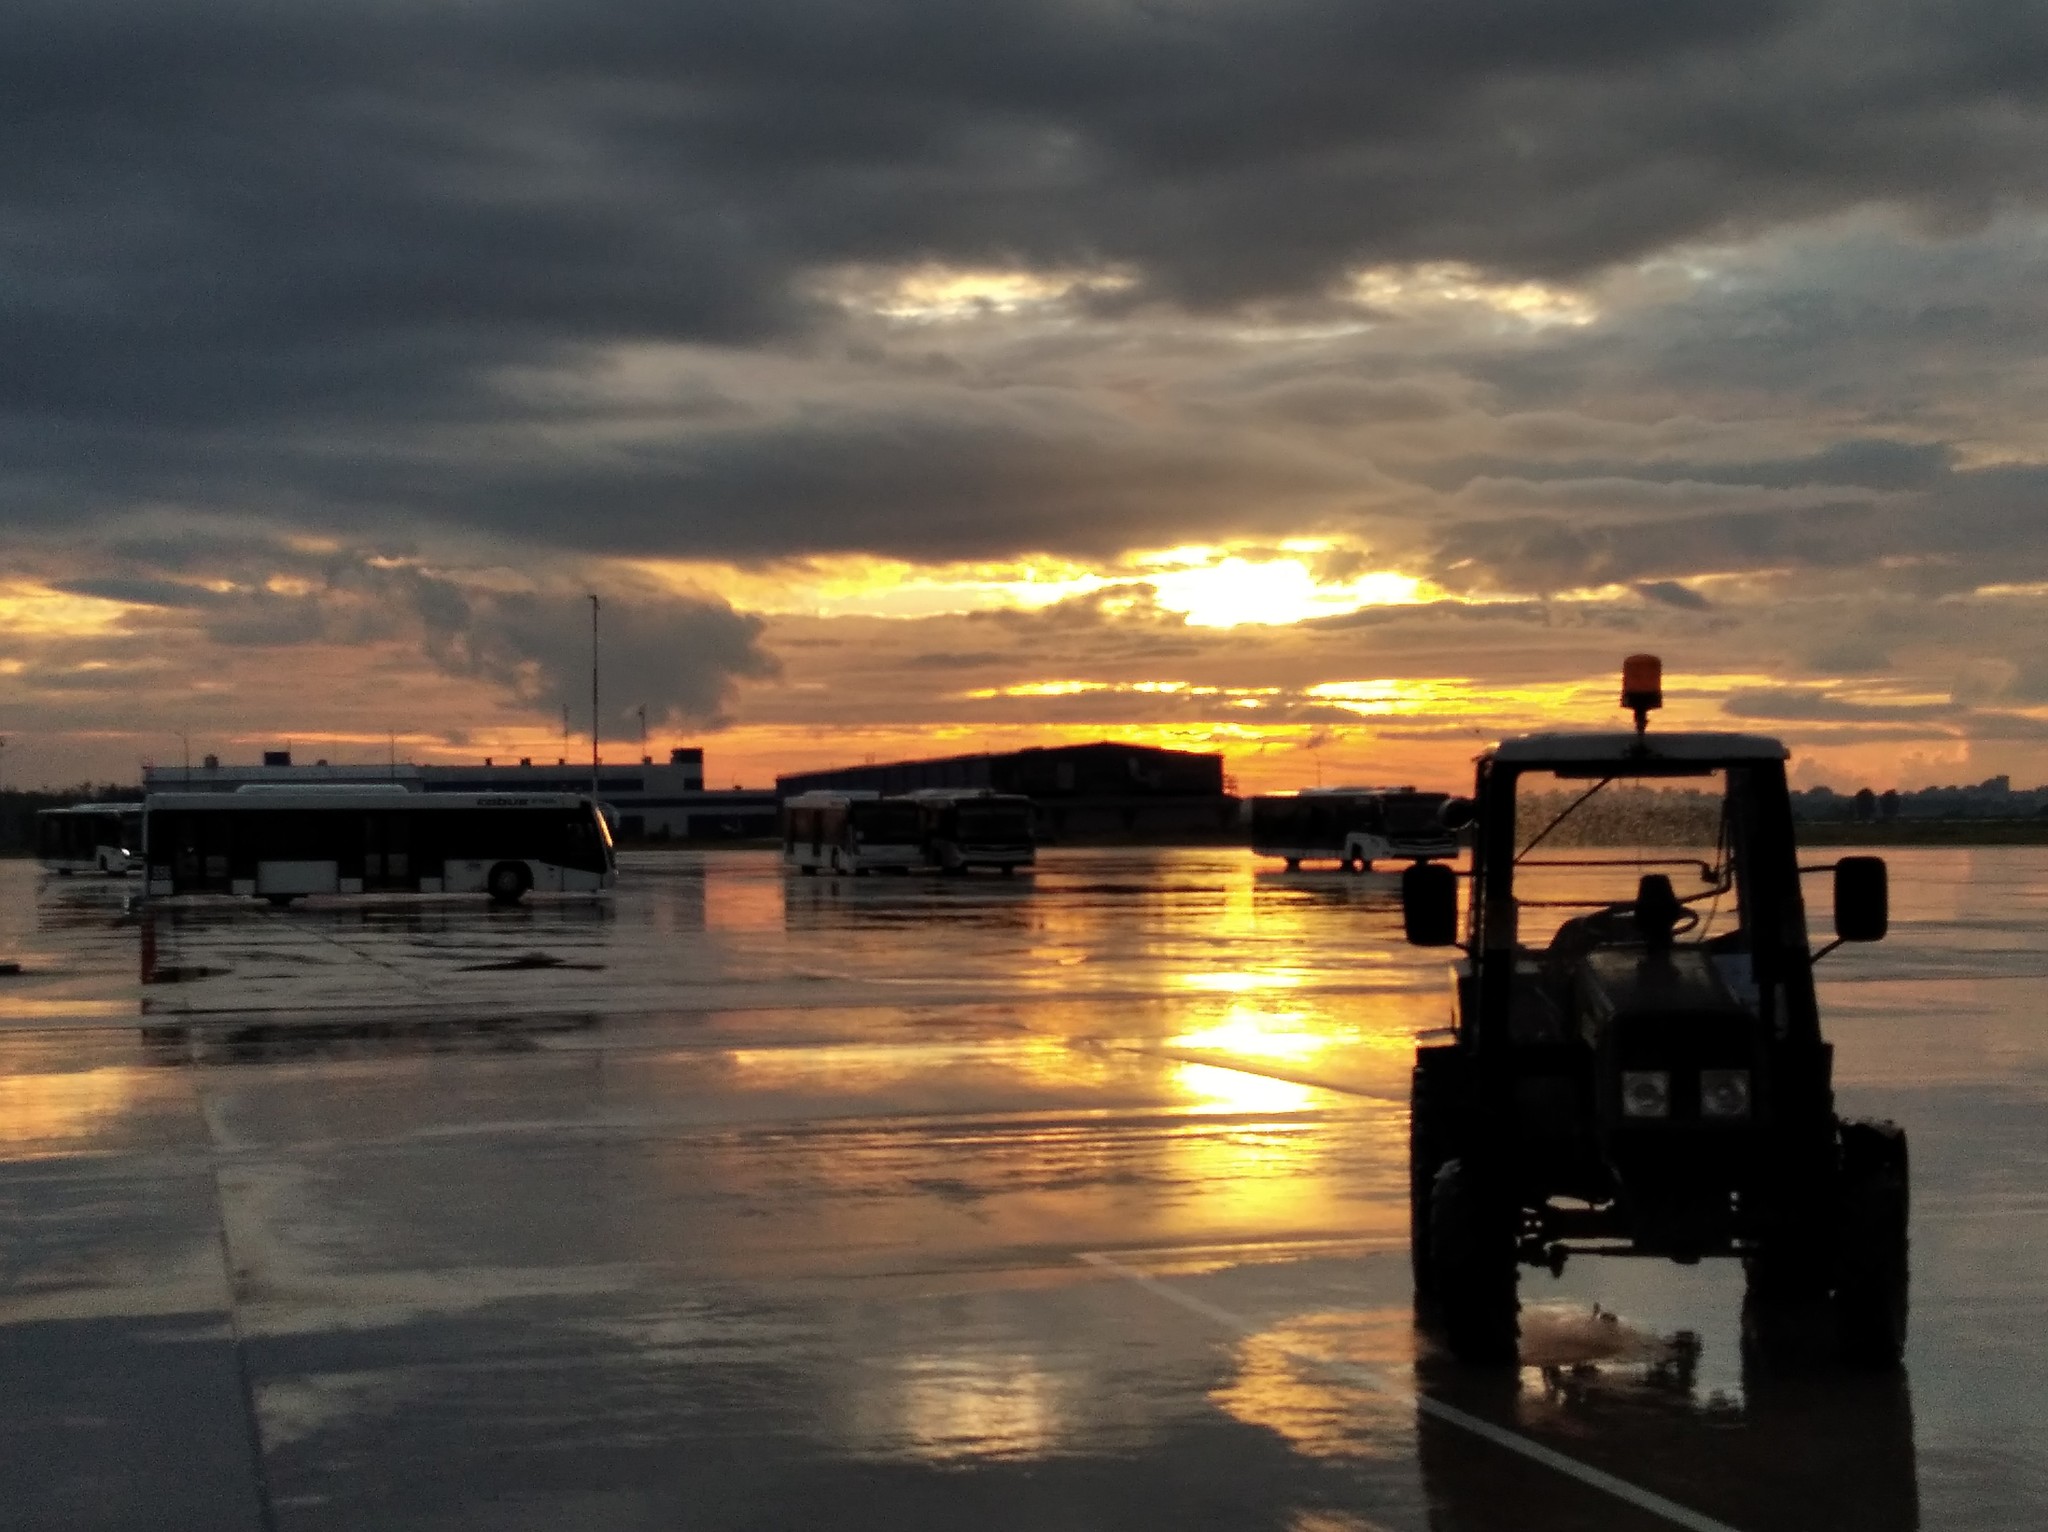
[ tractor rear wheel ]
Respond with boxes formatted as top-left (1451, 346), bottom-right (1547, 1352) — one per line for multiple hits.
top-left (1429, 1158), bottom-right (1520, 1364)
top-left (1835, 1119), bottom-right (1910, 1367)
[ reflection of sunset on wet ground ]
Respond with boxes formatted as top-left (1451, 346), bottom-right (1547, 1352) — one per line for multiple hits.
top-left (1, 848), bottom-right (2044, 1528)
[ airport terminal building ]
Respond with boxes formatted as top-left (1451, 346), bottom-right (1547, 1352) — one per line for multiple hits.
top-left (141, 748), bottom-right (778, 842)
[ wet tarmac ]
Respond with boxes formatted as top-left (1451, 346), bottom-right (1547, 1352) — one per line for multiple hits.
top-left (1, 848), bottom-right (2043, 1529)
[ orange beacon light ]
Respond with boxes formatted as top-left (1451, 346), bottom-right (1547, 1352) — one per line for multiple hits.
top-left (1621, 654), bottom-right (1663, 734)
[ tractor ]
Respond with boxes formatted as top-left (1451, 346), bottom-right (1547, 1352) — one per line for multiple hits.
top-left (1402, 656), bottom-right (1907, 1366)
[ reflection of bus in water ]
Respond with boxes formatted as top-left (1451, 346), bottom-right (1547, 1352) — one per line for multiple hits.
top-left (37, 804), bottom-right (145, 875)
top-left (143, 788), bottom-right (615, 905)
top-left (782, 791), bottom-right (924, 876)
top-left (908, 790), bottom-right (1035, 875)
top-left (1249, 786), bottom-right (1458, 872)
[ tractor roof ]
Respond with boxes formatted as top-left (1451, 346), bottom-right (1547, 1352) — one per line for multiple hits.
top-left (1488, 731), bottom-right (1789, 766)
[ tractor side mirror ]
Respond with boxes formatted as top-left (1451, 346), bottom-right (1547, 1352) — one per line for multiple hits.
top-left (1833, 856), bottom-right (1888, 943)
top-left (1402, 861), bottom-right (1460, 947)
top-left (1439, 796), bottom-right (1477, 831)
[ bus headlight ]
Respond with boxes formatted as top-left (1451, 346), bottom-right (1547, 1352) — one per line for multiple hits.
top-left (1700, 1069), bottom-right (1752, 1119)
top-left (1621, 1071), bottom-right (1671, 1119)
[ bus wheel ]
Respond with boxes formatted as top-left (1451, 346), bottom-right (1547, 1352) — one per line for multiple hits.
top-left (487, 862), bottom-right (533, 906)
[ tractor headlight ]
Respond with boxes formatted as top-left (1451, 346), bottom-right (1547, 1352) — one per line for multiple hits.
top-left (1621, 1070), bottom-right (1671, 1119)
top-left (1700, 1069), bottom-right (1752, 1119)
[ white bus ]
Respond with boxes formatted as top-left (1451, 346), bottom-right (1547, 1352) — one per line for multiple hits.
top-left (906, 790), bottom-right (1035, 874)
top-left (782, 791), bottom-right (924, 875)
top-left (37, 804), bottom-right (145, 875)
top-left (1249, 786), bottom-right (1459, 872)
top-left (143, 788), bottom-right (615, 904)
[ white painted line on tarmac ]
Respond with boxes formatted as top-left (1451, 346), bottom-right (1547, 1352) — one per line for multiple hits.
top-left (1079, 1249), bottom-right (1747, 1532)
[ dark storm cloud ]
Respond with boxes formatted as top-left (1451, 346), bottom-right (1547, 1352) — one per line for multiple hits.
top-left (1417, 451), bottom-right (2048, 595)
top-left (1721, 688), bottom-right (1961, 723)
top-left (1418, 439), bottom-right (1954, 496)
top-left (387, 405), bottom-right (1366, 561)
top-left (423, 587), bottom-right (778, 736)
top-left (6, 0), bottom-right (2048, 558)
top-left (1423, 502), bottom-right (1872, 593)
top-left (50, 576), bottom-right (228, 610)
top-left (1636, 580), bottom-right (1712, 610)
top-left (31, 538), bottom-right (775, 730)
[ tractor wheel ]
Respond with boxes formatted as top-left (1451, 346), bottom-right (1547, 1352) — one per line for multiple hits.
top-left (1409, 1047), bottom-right (1462, 1299)
top-left (1742, 1211), bottom-right (1833, 1365)
top-left (1835, 1119), bottom-right (1910, 1367)
top-left (1429, 1158), bottom-right (1520, 1364)
top-left (486, 861), bottom-right (533, 906)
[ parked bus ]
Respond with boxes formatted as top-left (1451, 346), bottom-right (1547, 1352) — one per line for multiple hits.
top-left (1249, 787), bottom-right (1458, 872)
top-left (906, 790), bottom-right (1035, 874)
top-left (142, 788), bottom-right (614, 904)
top-left (781, 791), bottom-right (924, 875)
top-left (37, 804), bottom-right (145, 875)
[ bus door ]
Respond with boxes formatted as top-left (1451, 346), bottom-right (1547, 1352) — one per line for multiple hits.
top-left (363, 812), bottom-right (413, 891)
top-left (163, 811), bottom-right (234, 893)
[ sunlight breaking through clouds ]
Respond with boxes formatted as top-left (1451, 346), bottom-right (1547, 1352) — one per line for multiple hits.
top-left (818, 262), bottom-right (1138, 322)
top-left (1348, 262), bottom-right (1601, 328)
top-left (640, 545), bottom-right (1434, 628)
top-left (0, 583), bottom-right (144, 637)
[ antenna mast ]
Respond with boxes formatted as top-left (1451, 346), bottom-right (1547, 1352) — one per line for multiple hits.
top-left (589, 594), bottom-right (601, 802)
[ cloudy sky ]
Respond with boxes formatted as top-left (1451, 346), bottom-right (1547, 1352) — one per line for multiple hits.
top-left (7, 0), bottom-right (2048, 792)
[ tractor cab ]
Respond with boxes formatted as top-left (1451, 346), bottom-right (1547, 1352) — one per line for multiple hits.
top-left (1401, 657), bottom-right (1908, 1367)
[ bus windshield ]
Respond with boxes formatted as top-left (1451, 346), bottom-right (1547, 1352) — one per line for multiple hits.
top-left (1380, 792), bottom-right (1448, 835)
top-left (956, 801), bottom-right (1031, 840)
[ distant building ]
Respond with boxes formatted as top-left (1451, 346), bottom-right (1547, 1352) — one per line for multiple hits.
top-left (141, 746), bottom-right (777, 841)
top-left (777, 742), bottom-right (1237, 839)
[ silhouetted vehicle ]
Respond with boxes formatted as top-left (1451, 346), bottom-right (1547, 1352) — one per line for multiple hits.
top-left (906, 789), bottom-right (1034, 874)
top-left (1402, 656), bottom-right (1906, 1367)
top-left (1250, 787), bottom-right (1459, 871)
top-left (144, 788), bottom-right (615, 905)
top-left (37, 804), bottom-right (144, 875)
top-left (781, 791), bottom-right (924, 875)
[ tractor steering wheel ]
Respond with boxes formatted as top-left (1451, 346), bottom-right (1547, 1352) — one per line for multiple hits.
top-left (1582, 899), bottom-right (1699, 943)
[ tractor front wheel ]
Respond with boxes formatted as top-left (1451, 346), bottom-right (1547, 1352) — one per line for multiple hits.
top-left (1409, 1048), bottom-right (1461, 1299)
top-left (1428, 1158), bottom-right (1520, 1364)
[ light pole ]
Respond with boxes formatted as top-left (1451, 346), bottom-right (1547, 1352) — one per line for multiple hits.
top-left (589, 594), bottom-right (601, 803)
